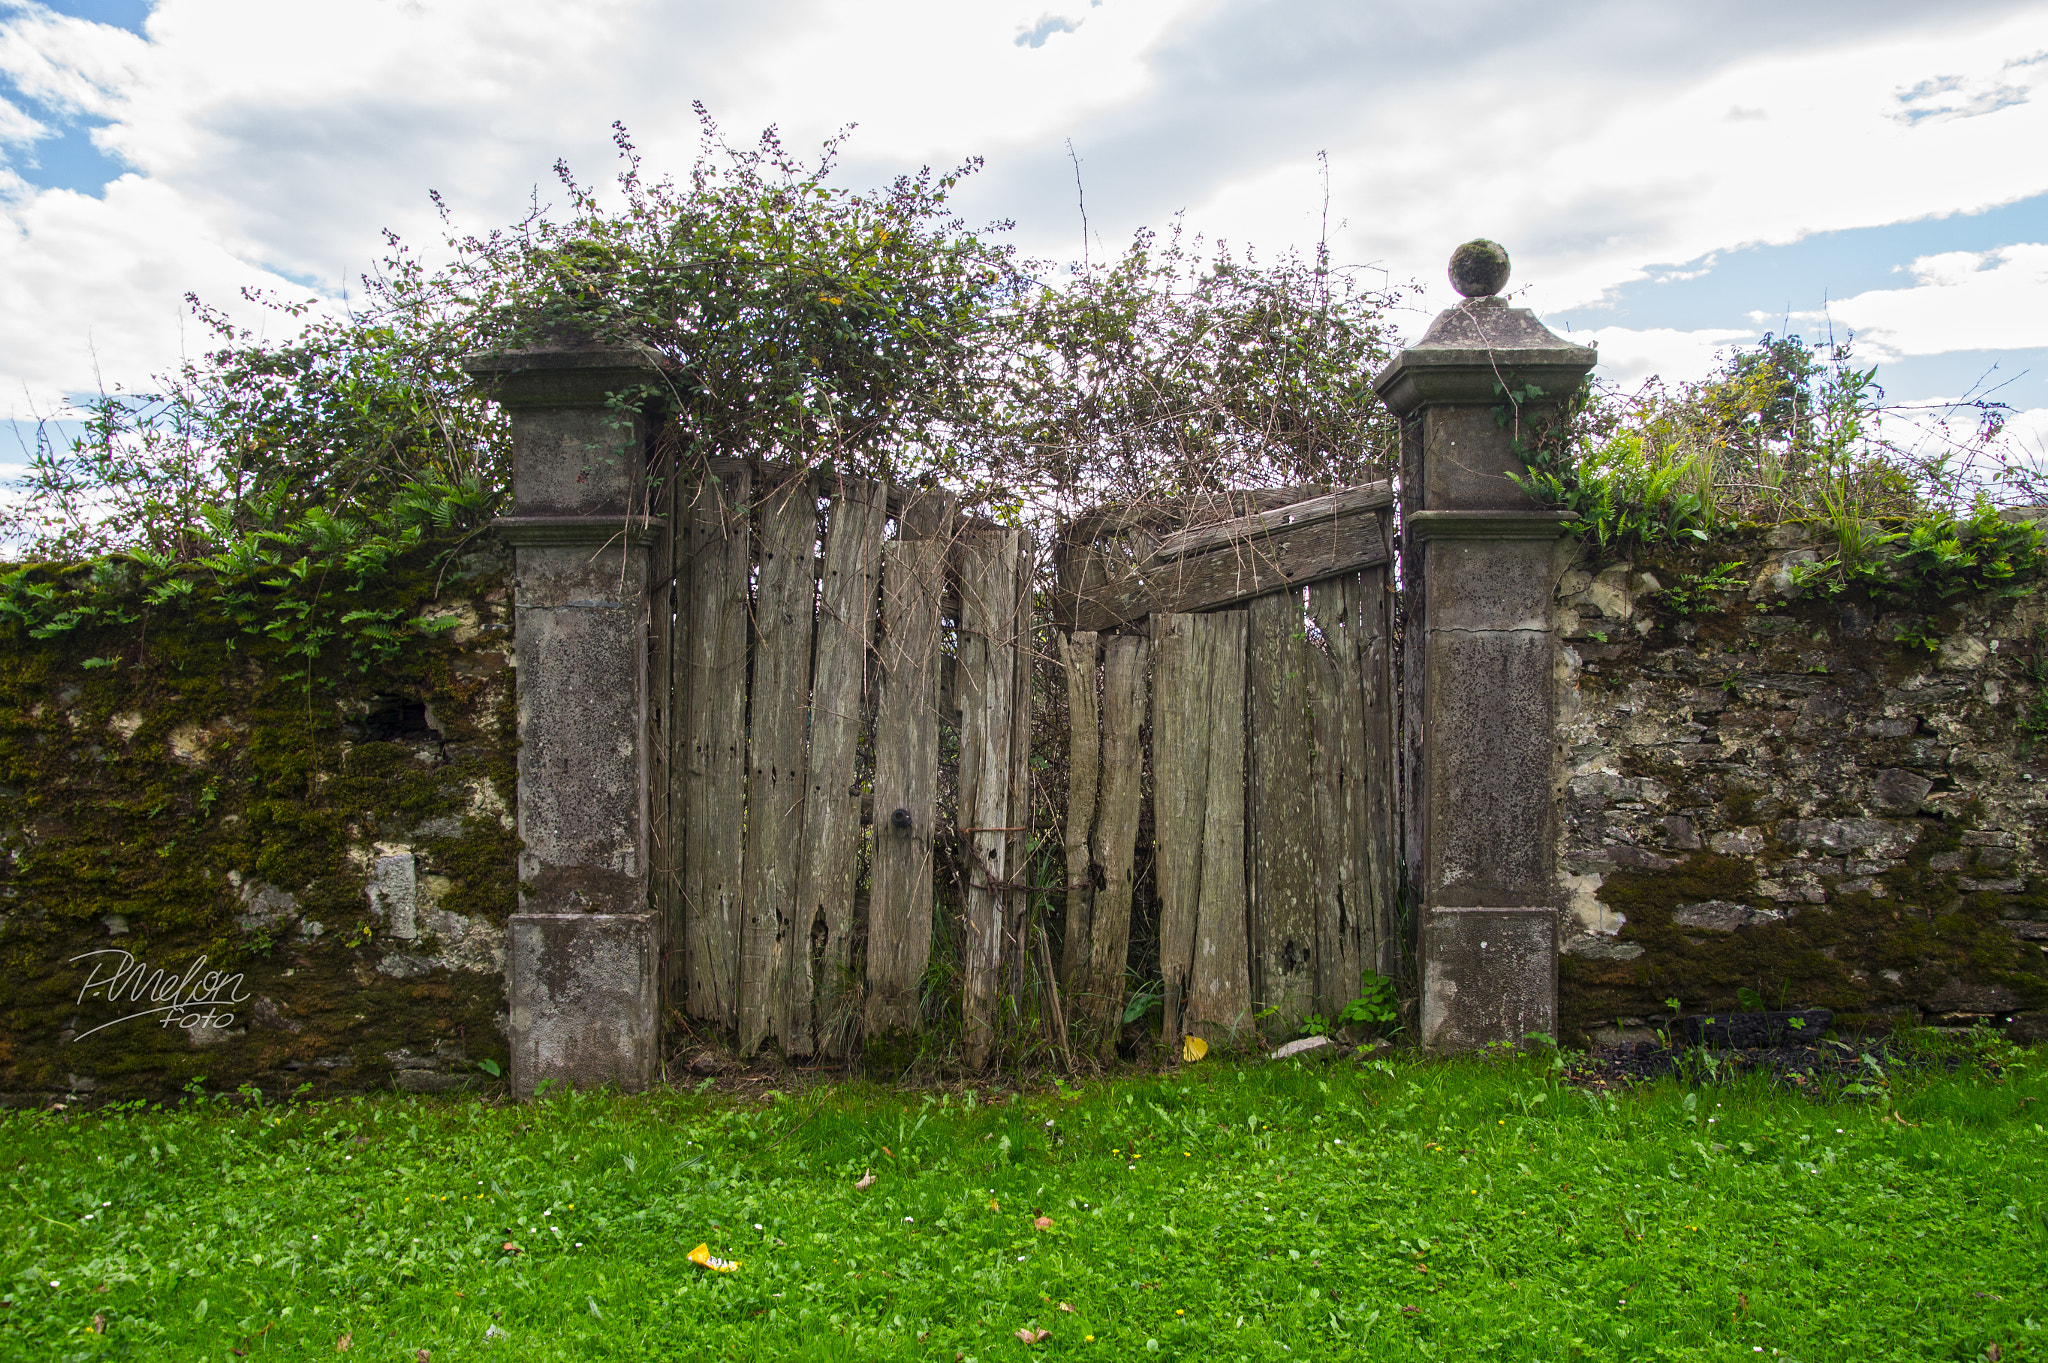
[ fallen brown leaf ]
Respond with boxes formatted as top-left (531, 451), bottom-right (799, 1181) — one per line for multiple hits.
top-left (1015, 1327), bottom-right (1050, 1344)
top-left (882, 1146), bottom-right (894, 1158)
top-left (854, 1170), bottom-right (876, 1191)
top-left (1057, 1302), bottom-right (1076, 1313)
top-left (1033, 1216), bottom-right (1053, 1230)
top-left (501, 1241), bottom-right (522, 1254)
top-left (90, 1313), bottom-right (105, 1334)
top-left (417, 1350), bottom-right (432, 1362)
top-left (336, 1333), bottom-right (353, 1353)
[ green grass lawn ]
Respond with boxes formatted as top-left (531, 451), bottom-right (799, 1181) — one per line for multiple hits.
top-left (3, 1043), bottom-right (2044, 1362)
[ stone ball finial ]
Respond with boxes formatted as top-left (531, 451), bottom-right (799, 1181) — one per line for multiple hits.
top-left (1448, 239), bottom-right (1511, 298)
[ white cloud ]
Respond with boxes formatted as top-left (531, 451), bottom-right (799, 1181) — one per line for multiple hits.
top-left (1784, 243), bottom-right (2048, 359)
top-left (2, 0), bottom-right (2047, 419)
top-left (1560, 326), bottom-right (1757, 391)
top-left (0, 3), bottom-right (146, 119)
top-left (0, 90), bottom-right (44, 145)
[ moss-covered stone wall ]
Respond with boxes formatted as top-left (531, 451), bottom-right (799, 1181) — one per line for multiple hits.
top-left (0, 546), bottom-right (517, 1105)
top-left (1554, 526), bottom-right (2048, 1046)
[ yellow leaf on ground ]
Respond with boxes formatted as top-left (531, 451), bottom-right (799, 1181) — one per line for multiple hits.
top-left (687, 1243), bottom-right (740, 1272)
top-left (1183, 1035), bottom-right (1209, 1063)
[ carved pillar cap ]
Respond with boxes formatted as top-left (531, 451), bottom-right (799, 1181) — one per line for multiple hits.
top-left (1373, 295), bottom-right (1596, 417)
top-left (462, 343), bottom-right (670, 410)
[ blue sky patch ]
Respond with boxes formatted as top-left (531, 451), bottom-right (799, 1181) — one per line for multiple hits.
top-left (0, 1), bottom-right (150, 195)
top-left (30, 0), bottom-right (151, 37)
top-left (6, 115), bottom-right (128, 195)
top-left (1551, 190), bottom-right (2048, 336)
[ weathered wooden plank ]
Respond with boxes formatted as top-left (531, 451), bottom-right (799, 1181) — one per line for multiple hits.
top-left (1070, 505), bottom-right (1388, 633)
top-left (1150, 613), bottom-right (1203, 1047)
top-left (956, 527), bottom-right (1021, 1071)
top-left (788, 475), bottom-right (888, 1057)
top-left (1083, 632), bottom-right (1146, 1051)
top-left (1150, 481), bottom-right (1395, 564)
top-left (865, 537), bottom-right (945, 1038)
top-left (649, 452), bottom-right (678, 1013)
top-left (1309, 574), bottom-right (1367, 1019)
top-left (1060, 485), bottom-right (1329, 559)
top-left (740, 482), bottom-right (819, 1055)
top-left (1007, 536), bottom-right (1036, 1002)
top-left (1248, 589), bottom-right (1317, 1036)
top-left (1188, 610), bottom-right (1250, 1042)
top-left (1056, 630), bottom-right (1101, 992)
top-left (1359, 538), bottom-right (1400, 983)
top-left (679, 464), bottom-right (751, 1028)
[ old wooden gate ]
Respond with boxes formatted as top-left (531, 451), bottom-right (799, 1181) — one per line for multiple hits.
top-left (1052, 482), bottom-right (1401, 1045)
top-left (649, 460), bottom-right (1399, 1064)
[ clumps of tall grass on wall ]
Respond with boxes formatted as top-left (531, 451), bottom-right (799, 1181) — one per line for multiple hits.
top-left (1519, 330), bottom-right (2045, 577)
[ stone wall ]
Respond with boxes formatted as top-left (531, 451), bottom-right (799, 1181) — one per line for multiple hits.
top-left (0, 546), bottom-right (518, 1105)
top-left (1554, 525), bottom-right (2048, 1047)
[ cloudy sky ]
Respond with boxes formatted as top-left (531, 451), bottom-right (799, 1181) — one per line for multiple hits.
top-left (3, 0), bottom-right (2047, 468)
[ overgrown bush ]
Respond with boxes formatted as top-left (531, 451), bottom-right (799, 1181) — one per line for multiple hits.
top-left (4, 114), bottom-right (1405, 645)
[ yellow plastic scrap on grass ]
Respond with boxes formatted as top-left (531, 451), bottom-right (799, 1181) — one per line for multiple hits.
top-left (1182, 1034), bottom-right (1208, 1063)
top-left (688, 1243), bottom-right (740, 1272)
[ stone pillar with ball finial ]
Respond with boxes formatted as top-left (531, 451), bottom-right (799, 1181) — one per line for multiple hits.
top-left (1372, 241), bottom-right (1597, 1052)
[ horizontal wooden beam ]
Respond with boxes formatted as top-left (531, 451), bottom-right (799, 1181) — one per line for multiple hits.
top-left (1148, 481), bottom-right (1395, 565)
top-left (1069, 498), bottom-right (1390, 632)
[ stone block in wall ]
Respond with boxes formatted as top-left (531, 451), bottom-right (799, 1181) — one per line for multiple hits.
top-left (512, 546), bottom-right (650, 914)
top-left (1420, 627), bottom-right (1555, 906)
top-left (1871, 768), bottom-right (1933, 813)
top-left (1777, 819), bottom-right (1914, 857)
top-left (507, 913), bottom-right (656, 1098)
top-left (1420, 910), bottom-right (1556, 1050)
top-left (366, 845), bottom-right (419, 940)
top-left (1672, 900), bottom-right (1783, 932)
top-left (1927, 979), bottom-right (2024, 1013)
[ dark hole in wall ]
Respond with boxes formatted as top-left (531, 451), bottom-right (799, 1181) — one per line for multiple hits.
top-left (352, 696), bottom-right (440, 745)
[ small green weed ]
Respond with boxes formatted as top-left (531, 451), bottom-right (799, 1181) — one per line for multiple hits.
top-left (1337, 969), bottom-right (1400, 1033)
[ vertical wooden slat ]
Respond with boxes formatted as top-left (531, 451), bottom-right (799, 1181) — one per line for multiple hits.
top-left (680, 463), bottom-right (751, 1029)
top-left (649, 448), bottom-right (678, 1018)
top-left (1309, 574), bottom-right (1368, 1019)
top-left (865, 537), bottom-right (945, 1038)
top-left (1057, 630), bottom-right (1101, 991)
top-left (1150, 613), bottom-right (1202, 1046)
top-left (957, 527), bottom-right (1020, 1071)
top-left (788, 476), bottom-right (888, 1057)
top-left (1006, 538), bottom-right (1036, 1017)
top-left (740, 480), bottom-right (819, 1055)
top-left (1188, 609), bottom-right (1250, 1042)
top-left (1360, 535), bottom-right (1400, 982)
top-left (1083, 632), bottom-right (1146, 1051)
top-left (1248, 589), bottom-right (1317, 1036)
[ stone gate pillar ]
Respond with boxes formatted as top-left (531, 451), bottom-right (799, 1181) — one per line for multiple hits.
top-left (464, 340), bottom-right (668, 1095)
top-left (1372, 242), bottom-right (1596, 1052)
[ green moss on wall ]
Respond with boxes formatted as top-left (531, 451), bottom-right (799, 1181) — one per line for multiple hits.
top-left (0, 548), bottom-right (517, 1103)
